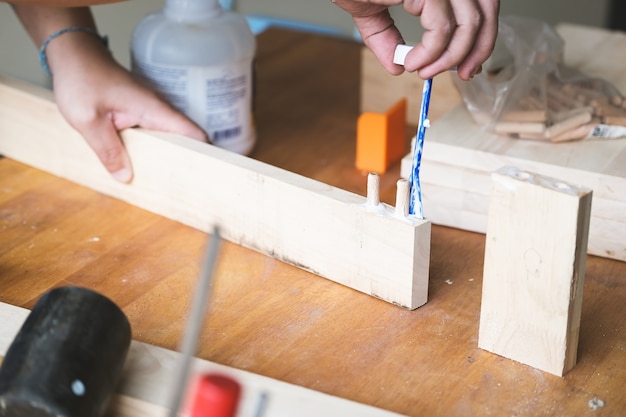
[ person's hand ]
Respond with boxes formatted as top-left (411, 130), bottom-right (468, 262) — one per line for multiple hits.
top-left (47, 32), bottom-right (208, 182)
top-left (332, 0), bottom-right (500, 80)
top-left (11, 5), bottom-right (207, 183)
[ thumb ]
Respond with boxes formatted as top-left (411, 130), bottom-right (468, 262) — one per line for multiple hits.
top-left (80, 119), bottom-right (134, 183)
top-left (353, 13), bottom-right (406, 75)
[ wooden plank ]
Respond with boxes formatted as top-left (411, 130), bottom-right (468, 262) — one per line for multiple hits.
top-left (0, 301), bottom-right (406, 417)
top-left (0, 75), bottom-right (430, 310)
top-left (478, 166), bottom-right (592, 376)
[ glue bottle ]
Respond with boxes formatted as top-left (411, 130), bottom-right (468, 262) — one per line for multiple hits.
top-left (131, 0), bottom-right (256, 155)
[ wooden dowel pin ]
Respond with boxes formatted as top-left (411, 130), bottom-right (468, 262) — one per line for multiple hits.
top-left (366, 172), bottom-right (381, 207)
top-left (395, 179), bottom-right (410, 218)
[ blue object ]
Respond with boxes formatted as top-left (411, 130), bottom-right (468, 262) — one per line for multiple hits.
top-left (244, 14), bottom-right (344, 36)
top-left (408, 78), bottom-right (432, 219)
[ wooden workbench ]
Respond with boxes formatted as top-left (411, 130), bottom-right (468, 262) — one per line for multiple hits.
top-left (1, 28), bottom-right (625, 416)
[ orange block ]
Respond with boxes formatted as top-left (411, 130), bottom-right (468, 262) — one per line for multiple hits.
top-left (355, 98), bottom-right (408, 174)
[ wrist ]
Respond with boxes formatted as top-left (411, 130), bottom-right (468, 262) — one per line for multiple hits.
top-left (41, 26), bottom-right (109, 77)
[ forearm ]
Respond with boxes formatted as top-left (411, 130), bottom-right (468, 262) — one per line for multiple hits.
top-left (12, 5), bottom-right (113, 80)
top-left (11, 5), bottom-right (96, 46)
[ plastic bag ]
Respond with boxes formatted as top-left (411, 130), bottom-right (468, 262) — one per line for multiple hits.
top-left (454, 16), bottom-right (626, 142)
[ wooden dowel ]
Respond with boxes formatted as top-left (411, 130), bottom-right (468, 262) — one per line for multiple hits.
top-left (395, 179), bottom-right (410, 217)
top-left (366, 172), bottom-right (380, 207)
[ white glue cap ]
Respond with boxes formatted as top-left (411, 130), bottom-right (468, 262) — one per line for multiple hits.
top-left (392, 44), bottom-right (458, 71)
top-left (393, 44), bottom-right (414, 66)
top-left (164, 0), bottom-right (221, 20)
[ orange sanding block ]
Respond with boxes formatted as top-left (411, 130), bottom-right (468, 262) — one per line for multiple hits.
top-left (356, 98), bottom-right (408, 173)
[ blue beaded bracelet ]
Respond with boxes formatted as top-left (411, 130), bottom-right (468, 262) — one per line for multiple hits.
top-left (39, 26), bottom-right (108, 77)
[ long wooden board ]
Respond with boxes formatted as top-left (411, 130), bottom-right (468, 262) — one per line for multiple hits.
top-left (0, 75), bottom-right (430, 310)
top-left (0, 301), bottom-right (406, 417)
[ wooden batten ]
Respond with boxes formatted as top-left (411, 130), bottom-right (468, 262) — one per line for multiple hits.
top-left (478, 166), bottom-right (592, 376)
top-left (0, 75), bottom-right (430, 310)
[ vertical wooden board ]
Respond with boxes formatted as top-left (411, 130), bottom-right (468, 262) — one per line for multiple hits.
top-left (478, 166), bottom-right (592, 376)
top-left (0, 75), bottom-right (430, 309)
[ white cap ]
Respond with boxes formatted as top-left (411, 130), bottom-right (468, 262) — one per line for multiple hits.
top-left (165, 0), bottom-right (221, 20)
top-left (393, 44), bottom-right (414, 66)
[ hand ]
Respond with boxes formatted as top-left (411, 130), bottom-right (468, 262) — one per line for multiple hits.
top-left (11, 5), bottom-right (207, 183)
top-left (48, 33), bottom-right (208, 182)
top-left (332, 0), bottom-right (500, 80)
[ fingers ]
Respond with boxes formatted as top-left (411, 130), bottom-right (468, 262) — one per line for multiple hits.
top-left (62, 85), bottom-right (207, 183)
top-left (401, 0), bottom-right (500, 80)
top-left (127, 93), bottom-right (208, 143)
top-left (454, 0), bottom-right (499, 80)
top-left (402, 0), bottom-right (457, 77)
top-left (334, 0), bottom-right (499, 80)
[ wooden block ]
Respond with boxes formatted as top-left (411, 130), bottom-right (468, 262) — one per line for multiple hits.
top-left (478, 166), bottom-right (592, 376)
top-left (0, 75), bottom-right (431, 310)
top-left (0, 302), bottom-right (406, 417)
top-left (356, 98), bottom-right (407, 173)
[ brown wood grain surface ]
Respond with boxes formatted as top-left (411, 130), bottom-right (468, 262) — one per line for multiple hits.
top-left (1, 28), bottom-right (624, 416)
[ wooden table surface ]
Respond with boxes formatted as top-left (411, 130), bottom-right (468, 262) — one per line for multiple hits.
top-left (1, 28), bottom-right (625, 416)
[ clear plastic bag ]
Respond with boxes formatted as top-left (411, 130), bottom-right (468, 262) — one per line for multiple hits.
top-left (454, 16), bottom-right (626, 142)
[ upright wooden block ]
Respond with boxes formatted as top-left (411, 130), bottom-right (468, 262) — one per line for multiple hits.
top-left (355, 98), bottom-right (407, 173)
top-left (479, 166), bottom-right (592, 376)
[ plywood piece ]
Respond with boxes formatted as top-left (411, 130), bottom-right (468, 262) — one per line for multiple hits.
top-left (478, 167), bottom-right (592, 376)
top-left (0, 301), bottom-right (406, 417)
top-left (0, 75), bottom-right (430, 310)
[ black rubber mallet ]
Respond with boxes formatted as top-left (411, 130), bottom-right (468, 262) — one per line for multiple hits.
top-left (0, 286), bottom-right (131, 417)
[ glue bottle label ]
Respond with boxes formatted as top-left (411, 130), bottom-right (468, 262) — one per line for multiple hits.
top-left (133, 59), bottom-right (255, 155)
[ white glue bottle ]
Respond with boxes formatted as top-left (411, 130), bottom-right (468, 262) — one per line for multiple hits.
top-left (131, 0), bottom-right (256, 155)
